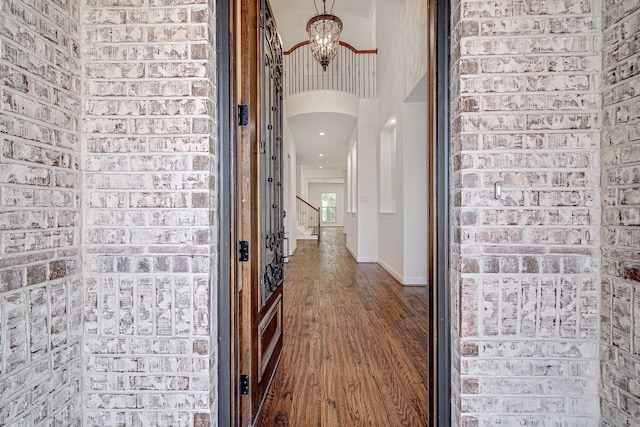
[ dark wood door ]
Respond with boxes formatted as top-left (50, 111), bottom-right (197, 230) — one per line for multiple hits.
top-left (236, 0), bottom-right (284, 424)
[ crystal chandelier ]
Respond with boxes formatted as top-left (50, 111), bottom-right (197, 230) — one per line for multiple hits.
top-left (306, 0), bottom-right (343, 72)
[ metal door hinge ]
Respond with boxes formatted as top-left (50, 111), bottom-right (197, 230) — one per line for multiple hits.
top-left (238, 104), bottom-right (249, 126)
top-left (239, 374), bottom-right (250, 395)
top-left (239, 241), bottom-right (249, 262)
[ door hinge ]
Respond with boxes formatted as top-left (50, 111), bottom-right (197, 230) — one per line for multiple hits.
top-left (239, 374), bottom-right (250, 395)
top-left (238, 104), bottom-right (249, 126)
top-left (239, 240), bottom-right (249, 262)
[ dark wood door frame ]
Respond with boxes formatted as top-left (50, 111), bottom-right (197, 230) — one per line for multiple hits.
top-left (217, 0), bottom-right (453, 425)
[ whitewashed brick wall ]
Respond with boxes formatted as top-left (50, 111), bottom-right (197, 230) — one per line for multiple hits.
top-left (205, 0), bottom-right (219, 418)
top-left (6, 0), bottom-right (637, 425)
top-left (450, 0), bottom-right (602, 424)
top-left (0, 0), bottom-right (83, 424)
top-left (82, 0), bottom-right (217, 424)
top-left (600, 0), bottom-right (640, 425)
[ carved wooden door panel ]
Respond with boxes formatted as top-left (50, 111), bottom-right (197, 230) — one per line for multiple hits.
top-left (236, 0), bottom-right (284, 424)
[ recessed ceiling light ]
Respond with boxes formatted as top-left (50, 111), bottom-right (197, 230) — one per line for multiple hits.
top-left (319, 154), bottom-right (324, 157)
top-left (319, 166), bottom-right (323, 169)
top-left (319, 132), bottom-right (325, 136)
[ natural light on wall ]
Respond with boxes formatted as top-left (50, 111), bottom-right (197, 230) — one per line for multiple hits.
top-left (348, 143), bottom-right (357, 214)
top-left (379, 116), bottom-right (396, 213)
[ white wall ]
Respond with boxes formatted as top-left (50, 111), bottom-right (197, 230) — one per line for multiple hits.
top-left (297, 165), bottom-right (306, 199)
top-left (302, 167), bottom-right (348, 181)
top-left (300, 168), bottom-right (347, 200)
top-left (345, 127), bottom-right (359, 259)
top-left (355, 99), bottom-right (379, 263)
top-left (376, 0), bottom-right (428, 130)
top-left (377, 111), bottom-right (404, 280)
top-left (345, 211), bottom-right (358, 258)
top-left (379, 121), bottom-right (397, 213)
top-left (402, 99), bottom-right (428, 284)
top-left (308, 183), bottom-right (346, 227)
top-left (284, 118), bottom-right (298, 256)
top-left (375, 0), bottom-right (429, 285)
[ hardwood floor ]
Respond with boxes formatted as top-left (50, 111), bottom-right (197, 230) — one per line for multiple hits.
top-left (255, 227), bottom-right (428, 426)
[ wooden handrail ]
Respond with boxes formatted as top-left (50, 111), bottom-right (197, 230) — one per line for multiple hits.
top-left (296, 195), bottom-right (319, 212)
top-left (284, 40), bottom-right (378, 56)
top-left (296, 196), bottom-right (320, 242)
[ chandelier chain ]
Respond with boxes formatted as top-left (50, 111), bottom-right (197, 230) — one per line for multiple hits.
top-left (313, 0), bottom-right (335, 14)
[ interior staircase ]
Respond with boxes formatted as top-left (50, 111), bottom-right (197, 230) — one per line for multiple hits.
top-left (296, 196), bottom-right (320, 242)
top-left (295, 223), bottom-right (318, 240)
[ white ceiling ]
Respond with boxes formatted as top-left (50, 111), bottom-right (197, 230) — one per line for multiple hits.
top-left (269, 0), bottom-right (375, 50)
top-left (271, 0), bottom-right (374, 172)
top-left (271, 0), bottom-right (375, 50)
top-left (270, 0), bottom-right (374, 20)
top-left (287, 112), bottom-right (357, 169)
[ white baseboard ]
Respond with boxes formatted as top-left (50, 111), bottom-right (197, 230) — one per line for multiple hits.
top-left (346, 244), bottom-right (357, 260)
top-left (377, 259), bottom-right (427, 286)
top-left (346, 244), bottom-right (377, 263)
top-left (377, 258), bottom-right (403, 283)
top-left (401, 277), bottom-right (428, 286)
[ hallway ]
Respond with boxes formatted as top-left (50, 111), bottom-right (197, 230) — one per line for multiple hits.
top-left (255, 228), bottom-right (428, 426)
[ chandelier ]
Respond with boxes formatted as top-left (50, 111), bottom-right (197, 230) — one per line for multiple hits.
top-left (306, 0), bottom-right (343, 72)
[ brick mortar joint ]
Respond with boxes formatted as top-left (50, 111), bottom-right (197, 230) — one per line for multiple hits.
top-left (1, 5), bottom-right (81, 44)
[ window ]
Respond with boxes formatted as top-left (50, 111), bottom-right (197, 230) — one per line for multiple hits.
top-left (321, 192), bottom-right (337, 223)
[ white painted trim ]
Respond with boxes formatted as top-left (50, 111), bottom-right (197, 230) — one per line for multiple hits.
top-left (347, 244), bottom-right (377, 263)
top-left (285, 90), bottom-right (360, 119)
top-left (401, 277), bottom-right (428, 286)
top-left (346, 244), bottom-right (357, 260)
top-left (377, 258), bottom-right (403, 283)
top-left (377, 259), bottom-right (427, 286)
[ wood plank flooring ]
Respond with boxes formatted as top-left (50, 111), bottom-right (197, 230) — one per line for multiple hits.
top-left (255, 227), bottom-right (428, 426)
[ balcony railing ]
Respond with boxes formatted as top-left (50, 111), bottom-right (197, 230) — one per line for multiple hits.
top-left (284, 41), bottom-right (377, 99)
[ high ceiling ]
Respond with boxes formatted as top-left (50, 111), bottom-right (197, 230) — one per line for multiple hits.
top-left (270, 0), bottom-right (375, 172)
top-left (287, 112), bottom-right (357, 169)
top-left (271, 0), bottom-right (375, 49)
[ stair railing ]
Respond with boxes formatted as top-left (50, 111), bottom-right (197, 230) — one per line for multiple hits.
top-left (296, 196), bottom-right (320, 242)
